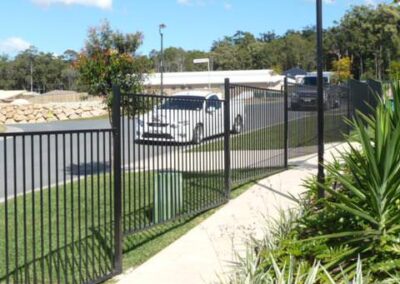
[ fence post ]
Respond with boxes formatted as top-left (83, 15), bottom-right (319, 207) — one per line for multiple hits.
top-left (112, 85), bottom-right (123, 274)
top-left (347, 82), bottom-right (352, 135)
top-left (224, 78), bottom-right (231, 200)
top-left (284, 77), bottom-right (289, 169)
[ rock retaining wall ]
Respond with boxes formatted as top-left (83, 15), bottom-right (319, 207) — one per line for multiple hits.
top-left (0, 101), bottom-right (108, 124)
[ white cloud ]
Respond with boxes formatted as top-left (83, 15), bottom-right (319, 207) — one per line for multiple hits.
top-left (224, 2), bottom-right (232, 10)
top-left (176, 0), bottom-right (205, 6)
top-left (177, 0), bottom-right (191, 5)
top-left (0, 37), bottom-right (31, 54)
top-left (32, 0), bottom-right (112, 9)
top-left (365, 0), bottom-right (379, 6)
top-left (177, 0), bottom-right (232, 9)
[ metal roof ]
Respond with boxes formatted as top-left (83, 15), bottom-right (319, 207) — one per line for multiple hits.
top-left (144, 69), bottom-right (284, 86)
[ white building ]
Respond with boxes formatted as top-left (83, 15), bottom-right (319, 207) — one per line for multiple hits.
top-left (144, 69), bottom-right (291, 94)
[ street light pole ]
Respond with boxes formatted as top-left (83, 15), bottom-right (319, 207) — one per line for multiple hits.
top-left (316, 0), bottom-right (325, 199)
top-left (159, 24), bottom-right (166, 95)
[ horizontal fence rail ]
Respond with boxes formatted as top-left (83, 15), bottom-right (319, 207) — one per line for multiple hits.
top-left (0, 129), bottom-right (116, 284)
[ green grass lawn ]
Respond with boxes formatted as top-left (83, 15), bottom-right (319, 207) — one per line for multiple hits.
top-left (119, 172), bottom-right (260, 275)
top-left (193, 114), bottom-right (349, 152)
top-left (0, 168), bottom-right (266, 284)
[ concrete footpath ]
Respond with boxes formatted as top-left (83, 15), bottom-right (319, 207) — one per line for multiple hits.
top-left (115, 143), bottom-right (346, 284)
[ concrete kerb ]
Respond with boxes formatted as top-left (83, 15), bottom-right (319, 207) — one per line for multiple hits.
top-left (114, 142), bottom-right (347, 284)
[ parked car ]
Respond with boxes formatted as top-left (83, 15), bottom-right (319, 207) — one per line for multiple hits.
top-left (135, 90), bottom-right (245, 144)
top-left (290, 74), bottom-right (340, 110)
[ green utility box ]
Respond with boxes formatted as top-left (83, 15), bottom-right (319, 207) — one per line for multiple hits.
top-left (153, 171), bottom-right (183, 223)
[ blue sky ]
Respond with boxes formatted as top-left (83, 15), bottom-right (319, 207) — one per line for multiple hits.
top-left (0, 0), bottom-right (391, 56)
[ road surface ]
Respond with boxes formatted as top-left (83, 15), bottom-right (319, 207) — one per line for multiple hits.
top-left (0, 99), bottom-right (346, 200)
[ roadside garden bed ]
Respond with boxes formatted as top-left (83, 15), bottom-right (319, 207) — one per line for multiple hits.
top-left (228, 83), bottom-right (400, 283)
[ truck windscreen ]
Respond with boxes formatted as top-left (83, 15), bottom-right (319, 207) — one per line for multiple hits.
top-left (303, 77), bottom-right (328, 86)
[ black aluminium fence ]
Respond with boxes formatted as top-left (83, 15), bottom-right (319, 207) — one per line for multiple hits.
top-left (228, 83), bottom-right (286, 184)
top-left (0, 77), bottom-right (362, 283)
top-left (119, 88), bottom-right (230, 235)
top-left (286, 82), bottom-right (351, 158)
top-left (0, 129), bottom-right (118, 284)
top-left (118, 81), bottom-right (288, 235)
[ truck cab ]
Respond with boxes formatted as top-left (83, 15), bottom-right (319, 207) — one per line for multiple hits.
top-left (290, 72), bottom-right (340, 110)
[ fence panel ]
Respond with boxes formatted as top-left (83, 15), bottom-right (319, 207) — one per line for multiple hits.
top-left (120, 93), bottom-right (228, 235)
top-left (228, 84), bottom-right (286, 186)
top-left (286, 83), bottom-right (350, 158)
top-left (348, 79), bottom-right (382, 118)
top-left (0, 129), bottom-right (116, 284)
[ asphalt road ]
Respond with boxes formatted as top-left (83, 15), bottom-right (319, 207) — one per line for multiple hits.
top-left (0, 99), bottom-right (344, 200)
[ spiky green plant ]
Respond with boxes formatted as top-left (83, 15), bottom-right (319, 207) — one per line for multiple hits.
top-left (228, 241), bottom-right (366, 283)
top-left (227, 82), bottom-right (400, 283)
top-left (300, 81), bottom-right (400, 278)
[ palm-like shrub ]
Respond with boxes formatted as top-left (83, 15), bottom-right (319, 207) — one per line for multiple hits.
top-left (231, 82), bottom-right (400, 283)
top-left (295, 82), bottom-right (400, 279)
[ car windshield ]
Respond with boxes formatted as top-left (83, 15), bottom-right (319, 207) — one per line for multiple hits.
top-left (303, 77), bottom-right (328, 86)
top-left (159, 96), bottom-right (204, 110)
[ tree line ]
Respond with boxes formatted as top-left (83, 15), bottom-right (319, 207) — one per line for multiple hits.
top-left (0, 2), bottom-right (399, 94)
top-left (152, 3), bottom-right (400, 81)
top-left (0, 48), bottom-right (80, 92)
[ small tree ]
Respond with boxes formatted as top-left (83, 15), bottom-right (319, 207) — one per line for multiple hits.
top-left (75, 20), bottom-right (147, 97)
top-left (332, 56), bottom-right (352, 83)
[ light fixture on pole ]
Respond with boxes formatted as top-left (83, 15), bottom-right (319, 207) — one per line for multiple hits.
top-left (316, 0), bottom-right (325, 199)
top-left (193, 58), bottom-right (211, 89)
top-left (159, 23), bottom-right (166, 95)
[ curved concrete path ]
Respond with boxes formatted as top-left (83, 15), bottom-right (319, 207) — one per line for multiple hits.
top-left (114, 143), bottom-right (346, 284)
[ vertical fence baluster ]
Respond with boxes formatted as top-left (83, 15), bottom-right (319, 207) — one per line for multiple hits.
top-left (284, 77), bottom-right (289, 168)
top-left (224, 78), bottom-right (231, 200)
top-left (112, 85), bottom-right (123, 275)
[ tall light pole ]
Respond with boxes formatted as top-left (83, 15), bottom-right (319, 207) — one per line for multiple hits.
top-left (316, 0), bottom-right (325, 199)
top-left (159, 23), bottom-right (166, 95)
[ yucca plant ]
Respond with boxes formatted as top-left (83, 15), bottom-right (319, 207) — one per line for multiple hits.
top-left (228, 247), bottom-right (367, 284)
top-left (301, 81), bottom-right (400, 279)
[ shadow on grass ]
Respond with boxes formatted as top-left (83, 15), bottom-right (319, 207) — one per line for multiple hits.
top-left (0, 224), bottom-right (115, 284)
top-left (66, 162), bottom-right (112, 176)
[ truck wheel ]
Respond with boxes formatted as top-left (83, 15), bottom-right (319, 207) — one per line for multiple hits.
top-left (192, 124), bottom-right (204, 144)
top-left (232, 116), bottom-right (243, 134)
